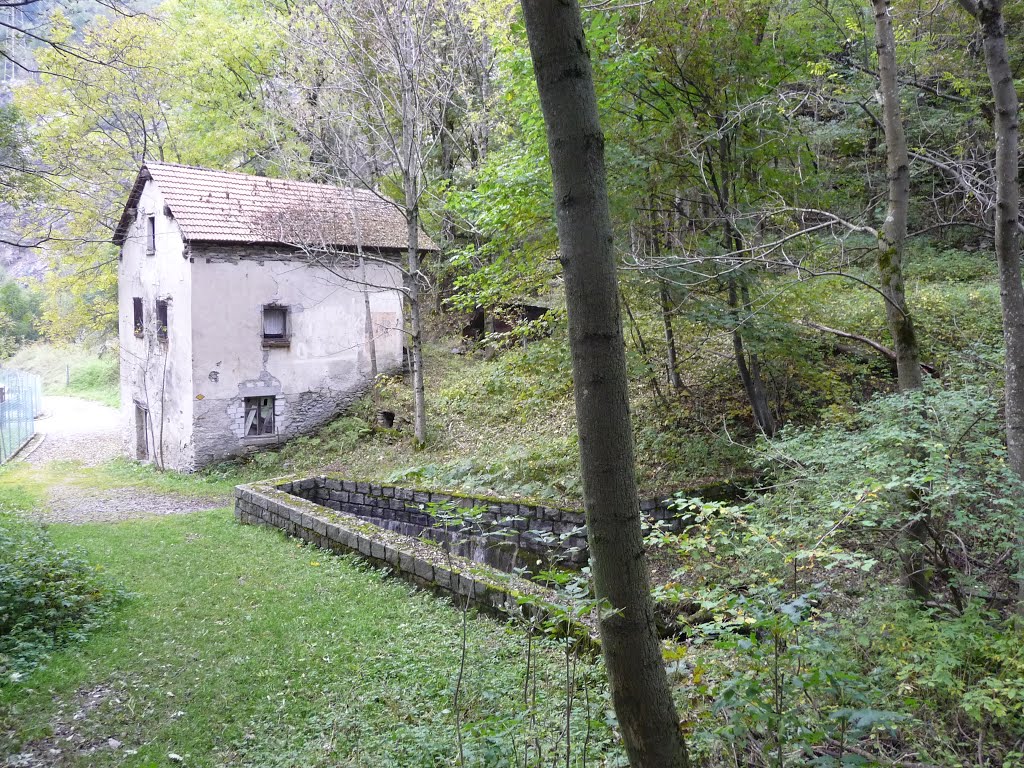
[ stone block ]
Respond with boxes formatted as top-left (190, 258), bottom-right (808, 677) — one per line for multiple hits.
top-left (381, 486), bottom-right (394, 497)
top-left (299, 479), bottom-right (315, 491)
top-left (396, 488), bottom-right (413, 501)
top-left (357, 535), bottom-right (372, 557)
top-left (456, 574), bottom-right (475, 597)
top-left (338, 527), bottom-right (357, 550)
top-left (325, 479), bottom-right (341, 492)
top-left (356, 481), bottom-right (370, 494)
top-left (384, 545), bottom-right (401, 567)
top-left (369, 484), bottom-right (382, 496)
top-left (370, 540), bottom-right (385, 561)
top-left (433, 567), bottom-right (453, 591)
top-left (390, 498), bottom-right (404, 511)
top-left (474, 580), bottom-right (495, 602)
top-left (412, 557), bottom-right (434, 582)
top-left (312, 517), bottom-right (327, 536)
top-left (413, 491), bottom-right (430, 504)
top-left (350, 493), bottom-right (364, 506)
top-left (398, 551), bottom-right (414, 574)
top-left (639, 498), bottom-right (657, 512)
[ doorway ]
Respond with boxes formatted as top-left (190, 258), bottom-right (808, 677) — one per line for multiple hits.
top-left (135, 404), bottom-right (149, 461)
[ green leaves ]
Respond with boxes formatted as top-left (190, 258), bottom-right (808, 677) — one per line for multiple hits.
top-left (0, 510), bottom-right (128, 679)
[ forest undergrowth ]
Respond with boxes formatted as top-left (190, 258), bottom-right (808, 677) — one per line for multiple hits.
top-left (196, 241), bottom-right (1024, 767)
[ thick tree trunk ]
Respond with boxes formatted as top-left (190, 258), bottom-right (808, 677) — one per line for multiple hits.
top-left (519, 3), bottom-right (690, 766)
top-left (872, 0), bottom-right (924, 393)
top-left (873, 0), bottom-right (933, 603)
top-left (977, 1), bottom-right (1024, 478)
top-left (956, 0), bottom-right (1024, 614)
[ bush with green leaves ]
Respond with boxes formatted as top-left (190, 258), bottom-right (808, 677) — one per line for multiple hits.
top-left (761, 383), bottom-right (1023, 613)
top-left (0, 512), bottom-right (127, 678)
top-left (645, 383), bottom-right (1024, 765)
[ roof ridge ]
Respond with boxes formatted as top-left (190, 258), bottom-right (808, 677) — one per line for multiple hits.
top-left (145, 161), bottom-right (382, 197)
top-left (113, 163), bottom-right (436, 251)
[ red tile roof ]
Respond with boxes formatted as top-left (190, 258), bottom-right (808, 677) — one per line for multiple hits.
top-left (112, 162), bottom-right (437, 251)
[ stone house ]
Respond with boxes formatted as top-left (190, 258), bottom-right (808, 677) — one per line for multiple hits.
top-left (112, 162), bottom-right (434, 471)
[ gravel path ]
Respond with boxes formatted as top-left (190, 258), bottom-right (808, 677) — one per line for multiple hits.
top-left (21, 396), bottom-right (231, 524)
top-left (25, 396), bottom-right (122, 466)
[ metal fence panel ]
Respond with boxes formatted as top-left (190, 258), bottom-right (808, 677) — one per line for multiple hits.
top-left (0, 368), bottom-right (42, 464)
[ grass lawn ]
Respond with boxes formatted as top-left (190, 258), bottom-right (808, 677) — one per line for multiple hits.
top-left (0, 460), bottom-right (239, 513)
top-left (0, 511), bottom-right (617, 767)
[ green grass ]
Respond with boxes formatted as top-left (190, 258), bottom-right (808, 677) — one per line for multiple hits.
top-left (226, 336), bottom-right (750, 503)
top-left (7, 342), bottom-right (120, 407)
top-left (0, 512), bottom-right (618, 767)
top-left (0, 459), bottom-right (237, 511)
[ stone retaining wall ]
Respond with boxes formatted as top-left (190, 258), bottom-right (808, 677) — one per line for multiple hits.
top-left (282, 477), bottom-right (589, 566)
top-left (276, 476), bottom-right (725, 567)
top-left (234, 480), bottom-right (593, 638)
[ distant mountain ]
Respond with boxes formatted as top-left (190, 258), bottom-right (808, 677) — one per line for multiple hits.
top-left (0, 239), bottom-right (44, 282)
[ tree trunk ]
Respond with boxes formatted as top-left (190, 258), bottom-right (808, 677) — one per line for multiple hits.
top-left (519, 3), bottom-right (690, 766)
top-left (348, 182), bottom-right (379, 384)
top-left (955, 0), bottom-right (1024, 614)
top-left (405, 185), bottom-right (427, 447)
top-left (872, 0), bottom-right (924, 393)
top-left (360, 253), bottom-right (378, 382)
top-left (399, 11), bottom-right (427, 447)
top-left (660, 283), bottom-right (682, 391)
top-left (729, 279), bottom-right (776, 436)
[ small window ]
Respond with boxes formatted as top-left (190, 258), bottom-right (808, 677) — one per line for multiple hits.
top-left (244, 396), bottom-right (275, 436)
top-left (262, 305), bottom-right (290, 347)
top-left (156, 299), bottom-right (168, 342)
top-left (132, 297), bottom-right (143, 337)
top-left (146, 215), bottom-right (156, 253)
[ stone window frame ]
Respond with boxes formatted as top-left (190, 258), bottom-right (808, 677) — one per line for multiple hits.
top-left (145, 215), bottom-right (156, 254)
top-left (243, 396), bottom-right (276, 437)
top-left (261, 304), bottom-right (290, 348)
top-left (132, 297), bottom-right (144, 338)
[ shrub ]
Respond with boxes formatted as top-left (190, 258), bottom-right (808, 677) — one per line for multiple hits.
top-left (762, 383), bottom-right (1023, 613)
top-left (0, 512), bottom-right (127, 678)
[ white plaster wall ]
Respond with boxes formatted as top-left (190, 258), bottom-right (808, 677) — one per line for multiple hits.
top-left (117, 180), bottom-right (195, 470)
top-left (189, 255), bottom-right (404, 465)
